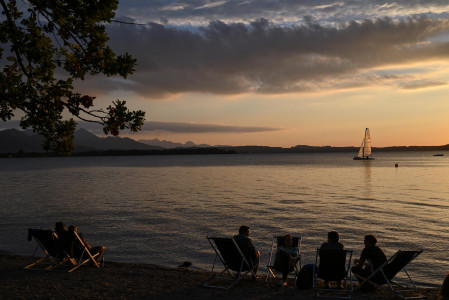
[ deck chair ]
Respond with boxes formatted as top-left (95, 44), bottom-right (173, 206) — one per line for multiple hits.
top-left (354, 250), bottom-right (424, 299)
top-left (313, 248), bottom-right (353, 299)
top-left (25, 228), bottom-right (101, 272)
top-left (68, 231), bottom-right (101, 272)
top-left (266, 235), bottom-right (302, 283)
top-left (203, 236), bottom-right (257, 289)
top-left (24, 228), bottom-right (77, 271)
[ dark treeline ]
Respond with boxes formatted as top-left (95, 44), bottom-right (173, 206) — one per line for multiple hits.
top-left (225, 144), bottom-right (449, 154)
top-left (0, 147), bottom-right (237, 158)
top-left (2, 144), bottom-right (449, 158)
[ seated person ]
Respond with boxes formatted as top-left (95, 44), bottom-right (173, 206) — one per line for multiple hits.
top-left (68, 225), bottom-right (105, 262)
top-left (273, 234), bottom-right (299, 286)
top-left (319, 231), bottom-right (345, 288)
top-left (54, 221), bottom-right (74, 258)
top-left (352, 234), bottom-right (387, 289)
top-left (55, 221), bottom-right (66, 237)
top-left (320, 231), bottom-right (344, 250)
top-left (233, 225), bottom-right (260, 276)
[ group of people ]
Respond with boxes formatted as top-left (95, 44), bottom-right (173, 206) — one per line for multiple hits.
top-left (55, 221), bottom-right (105, 263)
top-left (233, 225), bottom-right (387, 288)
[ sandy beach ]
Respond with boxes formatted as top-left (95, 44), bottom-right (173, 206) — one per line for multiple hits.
top-left (0, 254), bottom-right (441, 300)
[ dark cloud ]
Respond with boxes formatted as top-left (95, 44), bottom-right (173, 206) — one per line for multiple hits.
top-left (116, 1), bottom-right (449, 25)
top-left (1, 120), bottom-right (282, 134)
top-left (1, 119), bottom-right (282, 134)
top-left (402, 80), bottom-right (447, 89)
top-left (76, 121), bottom-right (281, 134)
top-left (86, 15), bottom-right (449, 98)
top-left (140, 121), bottom-right (282, 133)
top-left (5, 1), bottom-right (449, 100)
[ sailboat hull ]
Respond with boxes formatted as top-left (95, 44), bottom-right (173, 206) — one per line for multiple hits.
top-left (353, 156), bottom-right (374, 160)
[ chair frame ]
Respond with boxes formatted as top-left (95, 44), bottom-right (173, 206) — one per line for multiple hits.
top-left (203, 236), bottom-right (257, 290)
top-left (265, 235), bottom-right (302, 283)
top-left (69, 231), bottom-right (101, 271)
top-left (353, 250), bottom-right (424, 299)
top-left (25, 229), bottom-right (77, 271)
top-left (313, 248), bottom-right (354, 299)
top-left (25, 228), bottom-right (101, 272)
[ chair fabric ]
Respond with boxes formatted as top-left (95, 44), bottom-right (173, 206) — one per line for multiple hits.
top-left (25, 228), bottom-right (76, 271)
top-left (313, 248), bottom-right (353, 299)
top-left (265, 235), bottom-right (302, 283)
top-left (203, 236), bottom-right (256, 289)
top-left (25, 228), bottom-right (101, 272)
top-left (30, 229), bottom-right (60, 257)
top-left (354, 250), bottom-right (424, 299)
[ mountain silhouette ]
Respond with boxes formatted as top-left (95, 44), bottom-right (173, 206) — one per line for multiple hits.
top-left (73, 128), bottom-right (162, 151)
top-left (138, 138), bottom-right (211, 149)
top-left (0, 129), bottom-right (45, 153)
top-left (0, 128), bottom-right (163, 153)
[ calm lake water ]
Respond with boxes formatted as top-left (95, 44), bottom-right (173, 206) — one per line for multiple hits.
top-left (0, 152), bottom-right (448, 287)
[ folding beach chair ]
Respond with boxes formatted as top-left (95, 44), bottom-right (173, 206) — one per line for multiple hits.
top-left (313, 248), bottom-right (353, 299)
top-left (25, 228), bottom-right (101, 272)
top-left (68, 231), bottom-right (101, 272)
top-left (354, 250), bottom-right (424, 299)
top-left (203, 236), bottom-right (257, 289)
top-left (265, 235), bottom-right (302, 283)
top-left (24, 228), bottom-right (77, 271)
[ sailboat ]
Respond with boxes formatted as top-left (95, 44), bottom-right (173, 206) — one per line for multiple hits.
top-left (353, 128), bottom-right (374, 160)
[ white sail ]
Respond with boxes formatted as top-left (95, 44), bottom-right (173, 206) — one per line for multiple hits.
top-left (354, 128), bottom-right (374, 160)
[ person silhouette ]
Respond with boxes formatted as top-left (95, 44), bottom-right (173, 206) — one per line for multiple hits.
top-left (352, 234), bottom-right (386, 289)
top-left (273, 234), bottom-right (299, 286)
top-left (233, 225), bottom-right (260, 277)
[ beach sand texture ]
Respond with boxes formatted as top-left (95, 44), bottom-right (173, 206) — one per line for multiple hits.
top-left (0, 254), bottom-right (441, 300)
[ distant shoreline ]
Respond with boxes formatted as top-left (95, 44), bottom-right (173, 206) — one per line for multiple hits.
top-left (1, 144), bottom-right (448, 157)
top-left (2, 128), bottom-right (448, 157)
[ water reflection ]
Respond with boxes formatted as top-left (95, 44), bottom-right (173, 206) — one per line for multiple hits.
top-left (362, 162), bottom-right (372, 199)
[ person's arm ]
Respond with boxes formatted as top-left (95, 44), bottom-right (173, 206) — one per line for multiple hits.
top-left (287, 246), bottom-right (298, 257)
top-left (249, 240), bottom-right (258, 259)
top-left (277, 245), bottom-right (291, 254)
top-left (355, 255), bottom-right (370, 268)
top-left (354, 258), bottom-right (364, 266)
top-left (80, 236), bottom-right (92, 250)
top-left (354, 249), bottom-right (367, 267)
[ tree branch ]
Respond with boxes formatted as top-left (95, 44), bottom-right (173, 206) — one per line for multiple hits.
top-left (35, 7), bottom-right (89, 54)
top-left (0, 0), bottom-right (31, 78)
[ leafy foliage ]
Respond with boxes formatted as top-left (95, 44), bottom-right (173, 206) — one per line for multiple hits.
top-left (0, 0), bottom-right (145, 154)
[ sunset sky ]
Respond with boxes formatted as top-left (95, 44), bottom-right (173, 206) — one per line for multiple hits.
top-left (6, 0), bottom-right (449, 147)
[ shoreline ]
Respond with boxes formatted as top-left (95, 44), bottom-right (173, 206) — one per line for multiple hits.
top-left (0, 254), bottom-right (441, 299)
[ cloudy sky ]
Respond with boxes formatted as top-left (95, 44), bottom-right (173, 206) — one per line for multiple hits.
top-left (9, 0), bottom-right (449, 147)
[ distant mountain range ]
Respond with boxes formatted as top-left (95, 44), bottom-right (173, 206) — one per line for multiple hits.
top-left (0, 128), bottom-right (164, 153)
top-left (1, 128), bottom-right (449, 155)
top-left (0, 129), bottom-right (46, 153)
top-left (138, 138), bottom-right (212, 149)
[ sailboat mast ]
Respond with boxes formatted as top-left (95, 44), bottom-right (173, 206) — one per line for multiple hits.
top-left (363, 128), bottom-right (367, 157)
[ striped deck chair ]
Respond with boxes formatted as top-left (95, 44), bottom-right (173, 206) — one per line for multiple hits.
top-left (265, 235), bottom-right (302, 283)
top-left (203, 236), bottom-right (257, 289)
top-left (354, 250), bottom-right (424, 299)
